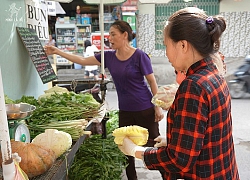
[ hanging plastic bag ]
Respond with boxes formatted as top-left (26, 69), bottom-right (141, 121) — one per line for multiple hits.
top-left (13, 153), bottom-right (29, 180)
top-left (152, 84), bottom-right (179, 110)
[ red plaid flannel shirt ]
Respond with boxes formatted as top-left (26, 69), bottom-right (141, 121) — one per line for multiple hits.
top-left (143, 58), bottom-right (239, 180)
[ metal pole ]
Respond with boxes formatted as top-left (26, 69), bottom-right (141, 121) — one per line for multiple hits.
top-left (100, 0), bottom-right (104, 76)
top-left (99, 0), bottom-right (107, 103)
top-left (0, 67), bottom-right (15, 180)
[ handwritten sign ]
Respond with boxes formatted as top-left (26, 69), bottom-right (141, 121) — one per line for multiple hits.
top-left (16, 27), bottom-right (57, 84)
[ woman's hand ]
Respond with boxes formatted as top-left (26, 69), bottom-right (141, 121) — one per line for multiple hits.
top-left (118, 137), bottom-right (146, 158)
top-left (44, 45), bottom-right (59, 55)
top-left (154, 106), bottom-right (164, 122)
top-left (154, 136), bottom-right (167, 147)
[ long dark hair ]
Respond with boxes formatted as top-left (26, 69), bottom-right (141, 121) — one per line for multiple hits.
top-left (110, 20), bottom-right (136, 42)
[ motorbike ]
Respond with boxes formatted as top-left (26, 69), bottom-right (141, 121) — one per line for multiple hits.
top-left (228, 55), bottom-right (250, 99)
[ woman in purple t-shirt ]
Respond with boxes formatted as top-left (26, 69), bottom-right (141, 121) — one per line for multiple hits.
top-left (45, 20), bottom-right (164, 180)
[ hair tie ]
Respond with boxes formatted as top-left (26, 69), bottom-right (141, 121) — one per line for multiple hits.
top-left (206, 16), bottom-right (214, 24)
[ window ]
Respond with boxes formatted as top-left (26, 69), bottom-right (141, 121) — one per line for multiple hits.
top-left (155, 0), bottom-right (219, 50)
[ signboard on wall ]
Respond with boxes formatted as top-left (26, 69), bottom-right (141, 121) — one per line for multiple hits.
top-left (123, 12), bottom-right (136, 30)
top-left (122, 12), bottom-right (136, 47)
top-left (122, 0), bottom-right (138, 11)
top-left (47, 1), bottom-right (56, 16)
top-left (91, 33), bottom-right (112, 51)
top-left (25, 0), bottom-right (49, 40)
top-left (16, 27), bottom-right (57, 84)
top-left (122, 0), bottom-right (137, 6)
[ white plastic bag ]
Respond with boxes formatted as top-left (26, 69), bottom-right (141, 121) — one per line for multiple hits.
top-left (152, 84), bottom-right (179, 110)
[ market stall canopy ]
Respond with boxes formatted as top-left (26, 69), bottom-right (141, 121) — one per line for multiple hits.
top-left (139, 0), bottom-right (172, 3)
top-left (55, 2), bottom-right (66, 14)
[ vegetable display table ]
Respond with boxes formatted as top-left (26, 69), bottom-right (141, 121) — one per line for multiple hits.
top-left (0, 106), bottom-right (109, 180)
top-left (30, 123), bottom-right (92, 180)
top-left (30, 103), bottom-right (109, 179)
top-left (0, 124), bottom-right (92, 180)
top-left (0, 80), bottom-right (111, 179)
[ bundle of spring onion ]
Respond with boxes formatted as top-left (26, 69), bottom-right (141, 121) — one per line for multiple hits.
top-left (28, 119), bottom-right (89, 140)
top-left (26, 92), bottom-right (102, 140)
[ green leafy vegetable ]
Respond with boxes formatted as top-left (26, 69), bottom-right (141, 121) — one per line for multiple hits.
top-left (69, 110), bottom-right (126, 180)
top-left (106, 110), bottom-right (119, 135)
top-left (27, 92), bottom-right (101, 139)
top-left (15, 95), bottom-right (39, 106)
top-left (69, 135), bottom-right (127, 180)
top-left (4, 95), bottom-right (15, 104)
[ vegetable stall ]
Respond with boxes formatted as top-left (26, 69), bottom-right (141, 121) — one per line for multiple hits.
top-left (0, 85), bottom-right (127, 180)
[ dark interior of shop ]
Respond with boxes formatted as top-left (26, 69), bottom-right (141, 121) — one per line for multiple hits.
top-left (60, 0), bottom-right (99, 17)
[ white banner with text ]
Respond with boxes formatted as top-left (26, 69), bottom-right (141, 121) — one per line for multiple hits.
top-left (25, 0), bottom-right (49, 40)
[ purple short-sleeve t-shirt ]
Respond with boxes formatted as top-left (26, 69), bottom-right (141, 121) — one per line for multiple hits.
top-left (95, 49), bottom-right (154, 111)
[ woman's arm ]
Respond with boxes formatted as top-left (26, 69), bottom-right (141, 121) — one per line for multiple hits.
top-left (145, 73), bottom-right (158, 96)
top-left (44, 45), bottom-right (101, 66)
top-left (145, 73), bottom-right (164, 122)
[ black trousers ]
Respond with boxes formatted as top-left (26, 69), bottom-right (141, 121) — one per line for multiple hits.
top-left (119, 107), bottom-right (164, 180)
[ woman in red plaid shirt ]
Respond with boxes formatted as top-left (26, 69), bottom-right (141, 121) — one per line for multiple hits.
top-left (118, 7), bottom-right (240, 180)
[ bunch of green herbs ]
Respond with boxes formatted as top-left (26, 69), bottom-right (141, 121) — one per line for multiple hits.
top-left (69, 110), bottom-right (127, 180)
top-left (26, 92), bottom-right (101, 139)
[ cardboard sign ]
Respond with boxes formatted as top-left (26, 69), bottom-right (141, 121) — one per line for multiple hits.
top-left (16, 27), bottom-right (57, 84)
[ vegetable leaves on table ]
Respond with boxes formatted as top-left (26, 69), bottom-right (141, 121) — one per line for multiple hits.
top-left (27, 92), bottom-right (102, 139)
top-left (69, 110), bottom-right (127, 180)
top-left (69, 135), bottom-right (127, 180)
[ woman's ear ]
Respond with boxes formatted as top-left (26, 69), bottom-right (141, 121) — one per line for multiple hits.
top-left (179, 40), bottom-right (188, 52)
top-left (123, 31), bottom-right (128, 40)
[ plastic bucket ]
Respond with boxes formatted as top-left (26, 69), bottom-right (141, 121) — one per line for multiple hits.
top-left (74, 63), bottom-right (82, 69)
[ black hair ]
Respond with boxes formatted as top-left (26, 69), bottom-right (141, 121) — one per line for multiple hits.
top-left (84, 40), bottom-right (91, 50)
top-left (165, 7), bottom-right (226, 57)
top-left (110, 20), bottom-right (136, 42)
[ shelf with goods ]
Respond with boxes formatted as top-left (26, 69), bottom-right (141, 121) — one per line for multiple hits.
top-left (91, 14), bottom-right (100, 32)
top-left (103, 20), bottom-right (114, 32)
top-left (76, 24), bottom-right (91, 54)
top-left (103, 13), bottom-right (115, 32)
top-left (55, 23), bottom-right (76, 67)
